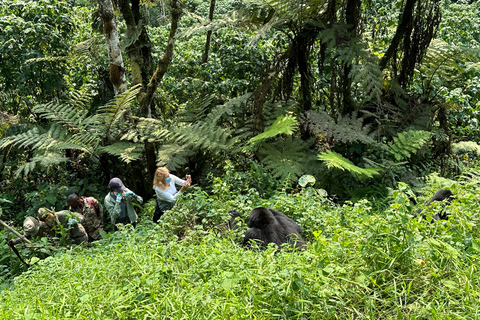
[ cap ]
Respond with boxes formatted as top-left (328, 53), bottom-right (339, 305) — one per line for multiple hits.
top-left (23, 216), bottom-right (40, 236)
top-left (109, 177), bottom-right (126, 192)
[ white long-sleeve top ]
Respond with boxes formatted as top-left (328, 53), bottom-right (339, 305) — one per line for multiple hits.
top-left (154, 174), bottom-right (186, 203)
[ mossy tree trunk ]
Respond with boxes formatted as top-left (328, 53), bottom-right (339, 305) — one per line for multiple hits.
top-left (201, 0), bottom-right (216, 64)
top-left (97, 0), bottom-right (127, 95)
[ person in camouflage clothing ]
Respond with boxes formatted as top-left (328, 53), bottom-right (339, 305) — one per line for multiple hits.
top-left (8, 208), bottom-right (88, 246)
top-left (67, 194), bottom-right (104, 241)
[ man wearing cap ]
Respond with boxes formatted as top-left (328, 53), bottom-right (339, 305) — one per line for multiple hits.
top-left (8, 208), bottom-right (88, 246)
top-left (67, 193), bottom-right (104, 241)
top-left (104, 177), bottom-right (143, 228)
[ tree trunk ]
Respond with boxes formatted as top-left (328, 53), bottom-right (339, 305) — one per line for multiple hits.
top-left (201, 0), bottom-right (216, 64)
top-left (341, 0), bottom-right (361, 115)
top-left (378, 0), bottom-right (416, 71)
top-left (140, 0), bottom-right (182, 110)
top-left (97, 0), bottom-right (127, 95)
top-left (115, 0), bottom-right (181, 195)
top-left (138, 0), bottom-right (182, 189)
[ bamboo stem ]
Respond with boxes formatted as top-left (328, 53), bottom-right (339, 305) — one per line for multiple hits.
top-left (0, 219), bottom-right (34, 245)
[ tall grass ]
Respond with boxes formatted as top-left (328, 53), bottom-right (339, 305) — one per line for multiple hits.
top-left (1, 183), bottom-right (480, 319)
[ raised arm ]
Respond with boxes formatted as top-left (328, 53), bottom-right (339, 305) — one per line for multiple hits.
top-left (155, 187), bottom-right (183, 203)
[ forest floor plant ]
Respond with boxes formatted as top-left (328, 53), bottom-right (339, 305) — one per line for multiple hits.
top-left (1, 172), bottom-right (480, 319)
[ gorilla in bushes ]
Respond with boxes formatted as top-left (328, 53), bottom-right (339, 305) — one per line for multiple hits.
top-left (240, 207), bottom-right (305, 250)
top-left (415, 189), bottom-right (455, 221)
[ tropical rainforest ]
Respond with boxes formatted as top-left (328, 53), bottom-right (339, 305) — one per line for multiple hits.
top-left (1, 0), bottom-right (480, 318)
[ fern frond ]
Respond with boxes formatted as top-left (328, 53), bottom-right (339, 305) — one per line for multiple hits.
top-left (204, 93), bottom-right (251, 124)
top-left (0, 127), bottom-right (41, 149)
top-left (178, 12), bottom-right (239, 39)
top-left (26, 36), bottom-right (105, 64)
top-left (124, 117), bottom-right (171, 143)
top-left (305, 110), bottom-right (376, 145)
top-left (318, 150), bottom-right (381, 179)
top-left (15, 154), bottom-right (68, 177)
top-left (259, 136), bottom-right (310, 180)
top-left (262, 0), bottom-right (319, 20)
top-left (0, 126), bottom-right (66, 151)
top-left (72, 36), bottom-right (105, 57)
top-left (173, 124), bottom-right (234, 151)
top-left (26, 56), bottom-right (69, 63)
top-left (34, 98), bottom-right (89, 134)
top-left (156, 144), bottom-right (194, 171)
top-left (249, 114), bottom-right (298, 144)
top-left (95, 84), bottom-right (142, 137)
top-left (351, 61), bottom-right (383, 104)
top-left (170, 94), bottom-right (250, 151)
top-left (98, 142), bottom-right (144, 163)
top-left (389, 130), bottom-right (432, 161)
top-left (421, 39), bottom-right (480, 85)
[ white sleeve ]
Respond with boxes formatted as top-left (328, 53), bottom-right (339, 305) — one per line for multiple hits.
top-left (155, 187), bottom-right (182, 203)
top-left (170, 174), bottom-right (185, 186)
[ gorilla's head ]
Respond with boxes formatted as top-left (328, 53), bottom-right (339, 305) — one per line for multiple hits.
top-left (248, 207), bottom-right (276, 229)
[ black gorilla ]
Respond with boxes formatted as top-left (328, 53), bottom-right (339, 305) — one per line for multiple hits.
top-left (415, 189), bottom-right (455, 221)
top-left (242, 207), bottom-right (305, 250)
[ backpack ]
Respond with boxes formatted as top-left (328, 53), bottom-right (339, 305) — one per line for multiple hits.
top-left (81, 196), bottom-right (99, 217)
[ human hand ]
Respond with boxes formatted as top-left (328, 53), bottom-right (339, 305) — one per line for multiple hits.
top-left (180, 180), bottom-right (191, 192)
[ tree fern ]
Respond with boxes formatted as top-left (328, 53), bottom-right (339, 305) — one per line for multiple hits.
top-left (388, 130), bottom-right (432, 161)
top-left (259, 136), bottom-right (313, 180)
top-left (318, 150), bottom-right (381, 179)
top-left (15, 154), bottom-right (68, 177)
top-left (156, 144), bottom-right (194, 171)
top-left (248, 114), bottom-right (298, 144)
top-left (420, 39), bottom-right (480, 89)
top-left (305, 110), bottom-right (377, 145)
top-left (98, 142), bottom-right (145, 163)
top-left (0, 86), bottom-right (145, 176)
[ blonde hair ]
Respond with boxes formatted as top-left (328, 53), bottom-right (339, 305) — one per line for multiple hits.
top-left (153, 167), bottom-right (170, 190)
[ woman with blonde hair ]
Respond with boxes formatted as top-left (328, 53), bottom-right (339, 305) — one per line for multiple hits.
top-left (152, 167), bottom-right (191, 223)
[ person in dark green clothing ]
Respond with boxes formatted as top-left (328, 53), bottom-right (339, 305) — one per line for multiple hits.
top-left (104, 177), bottom-right (143, 228)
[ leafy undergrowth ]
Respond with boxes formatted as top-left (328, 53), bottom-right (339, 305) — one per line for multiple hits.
top-left (2, 183), bottom-right (480, 319)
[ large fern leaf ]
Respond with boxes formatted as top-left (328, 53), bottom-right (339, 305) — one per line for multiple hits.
top-left (15, 154), bottom-right (68, 177)
top-left (305, 110), bottom-right (376, 145)
top-left (94, 84), bottom-right (142, 137)
top-left (388, 130), bottom-right (432, 161)
top-left (98, 142), bottom-right (145, 163)
top-left (318, 150), bottom-right (381, 179)
top-left (420, 39), bottom-right (480, 86)
top-left (249, 114), bottom-right (298, 144)
top-left (156, 144), bottom-right (194, 171)
top-left (259, 136), bottom-right (311, 180)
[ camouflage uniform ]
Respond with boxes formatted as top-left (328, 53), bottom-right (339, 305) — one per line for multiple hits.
top-left (70, 197), bottom-right (104, 241)
top-left (53, 211), bottom-right (89, 244)
top-left (9, 209), bottom-right (88, 246)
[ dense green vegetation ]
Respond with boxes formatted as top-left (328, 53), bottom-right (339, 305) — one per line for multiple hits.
top-left (2, 173), bottom-right (480, 319)
top-left (1, 0), bottom-right (480, 318)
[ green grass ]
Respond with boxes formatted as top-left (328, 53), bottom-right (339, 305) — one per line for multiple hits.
top-left (1, 184), bottom-right (480, 319)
